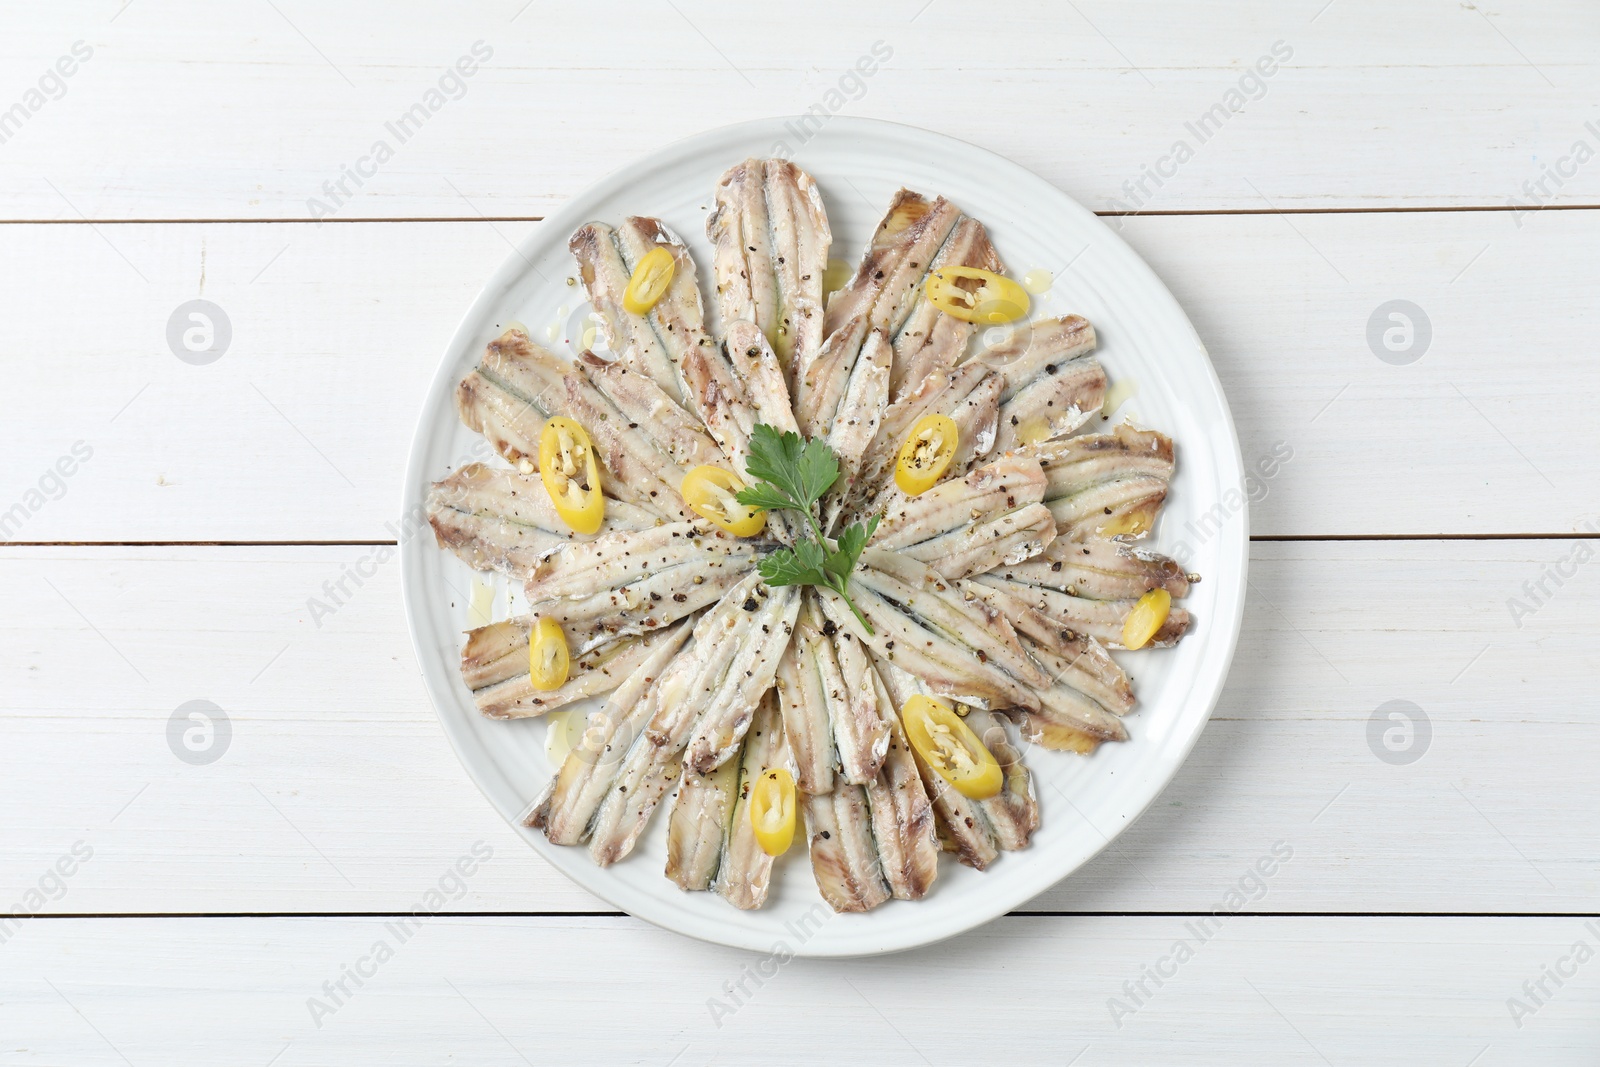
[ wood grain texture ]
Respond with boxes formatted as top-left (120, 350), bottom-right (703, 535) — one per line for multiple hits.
top-left (3, 4), bottom-right (1596, 1055)
top-left (1, 915), bottom-right (1595, 1063)
top-left (3, 540), bottom-right (1594, 915)
top-left (2, 210), bottom-right (1596, 542)
top-left (0, 0), bottom-right (1596, 218)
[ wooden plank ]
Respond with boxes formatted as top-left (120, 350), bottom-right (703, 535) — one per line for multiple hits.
top-left (0, 915), bottom-right (1594, 1061)
top-left (2, 540), bottom-right (1595, 915)
top-left (1, 209), bottom-right (1594, 541)
top-left (0, 1), bottom-right (1597, 218)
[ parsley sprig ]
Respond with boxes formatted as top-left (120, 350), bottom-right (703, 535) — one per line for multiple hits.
top-left (735, 424), bottom-right (878, 633)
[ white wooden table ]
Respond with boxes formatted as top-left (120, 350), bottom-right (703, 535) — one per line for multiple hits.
top-left (3, 2), bottom-right (1597, 1062)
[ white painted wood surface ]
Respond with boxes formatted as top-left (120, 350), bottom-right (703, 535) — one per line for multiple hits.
top-left (2, 1), bottom-right (1597, 1061)
top-left (2, 1), bottom-right (1598, 218)
top-left (3, 916), bottom-right (1595, 1063)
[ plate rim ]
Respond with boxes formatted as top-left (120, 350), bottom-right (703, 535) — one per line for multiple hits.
top-left (399, 115), bottom-right (1249, 957)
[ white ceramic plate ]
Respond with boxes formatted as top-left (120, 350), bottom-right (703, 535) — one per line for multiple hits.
top-left (400, 117), bottom-right (1247, 957)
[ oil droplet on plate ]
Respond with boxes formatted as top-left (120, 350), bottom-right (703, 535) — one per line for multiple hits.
top-left (1021, 269), bottom-right (1053, 295)
top-left (468, 578), bottom-right (496, 628)
top-left (823, 258), bottom-right (852, 298)
top-left (545, 709), bottom-right (586, 764)
top-left (1102, 378), bottom-right (1138, 420)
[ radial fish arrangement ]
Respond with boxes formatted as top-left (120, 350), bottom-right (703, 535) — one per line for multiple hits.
top-left (426, 156), bottom-right (1196, 914)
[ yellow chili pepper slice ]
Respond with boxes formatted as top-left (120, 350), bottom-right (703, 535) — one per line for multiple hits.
top-left (680, 465), bottom-right (766, 537)
top-left (622, 246), bottom-right (675, 315)
top-left (528, 616), bottom-right (571, 691)
top-left (1121, 588), bottom-right (1172, 650)
top-left (894, 414), bottom-right (959, 496)
top-left (924, 265), bottom-right (1029, 324)
top-left (538, 417), bottom-right (604, 534)
top-left (901, 695), bottom-right (1003, 800)
top-left (749, 767), bottom-right (796, 856)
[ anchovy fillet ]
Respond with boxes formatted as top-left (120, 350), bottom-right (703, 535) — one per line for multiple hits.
top-left (525, 619), bottom-right (694, 845)
top-left (848, 360), bottom-right (1005, 522)
top-left (570, 218), bottom-right (707, 404)
top-left (679, 321), bottom-right (802, 535)
top-left (454, 328), bottom-right (571, 472)
top-left (875, 662), bottom-right (1038, 869)
top-left (780, 596), bottom-right (892, 789)
top-left (465, 626), bottom-right (681, 721)
top-left (714, 694), bottom-right (796, 910)
top-left (889, 216), bottom-right (1002, 403)
top-left (574, 351), bottom-right (723, 475)
top-left (664, 748), bottom-right (740, 892)
top-left (869, 454), bottom-right (1055, 580)
top-left (523, 524), bottom-right (758, 652)
top-left (805, 786), bottom-right (890, 913)
top-left (861, 668), bottom-right (939, 901)
top-left (427, 463), bottom-right (656, 579)
top-left (557, 360), bottom-right (696, 522)
top-left (707, 159), bottom-right (831, 385)
top-left (974, 314), bottom-right (1106, 451)
top-left (816, 549), bottom-right (1044, 711)
top-left (998, 537), bottom-right (1191, 602)
top-left (967, 572), bottom-right (1191, 650)
top-left (1020, 424), bottom-right (1175, 541)
top-left (582, 573), bottom-right (785, 863)
top-left (798, 189), bottom-right (963, 437)
top-left (676, 582), bottom-right (801, 775)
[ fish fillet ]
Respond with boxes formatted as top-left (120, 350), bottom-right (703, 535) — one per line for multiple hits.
top-left (861, 667), bottom-right (939, 901)
top-left (525, 618), bottom-right (694, 845)
top-left (798, 189), bottom-right (962, 438)
top-left (427, 462), bottom-right (655, 579)
top-left (714, 694), bottom-right (796, 910)
top-left (815, 549), bottom-right (1044, 712)
top-left (974, 314), bottom-right (1106, 451)
top-left (1019, 424), bottom-right (1175, 541)
top-left (664, 749), bottom-right (740, 892)
top-left (889, 216), bottom-right (1002, 402)
top-left (707, 159), bottom-right (831, 385)
top-left (522, 523), bottom-right (758, 652)
top-left (876, 661), bottom-right (1038, 867)
top-left (570, 218), bottom-right (706, 404)
top-left (999, 537), bottom-right (1191, 602)
top-left (869, 454), bottom-right (1055, 580)
top-left (465, 626), bottom-right (683, 721)
top-left (967, 572), bottom-right (1191, 650)
top-left (805, 786), bottom-right (891, 913)
top-left (454, 328), bottom-right (571, 472)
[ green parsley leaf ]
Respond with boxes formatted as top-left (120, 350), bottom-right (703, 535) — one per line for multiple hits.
top-left (733, 481), bottom-right (797, 514)
top-left (756, 540), bottom-right (827, 588)
top-left (740, 424), bottom-right (875, 633)
top-left (741, 424), bottom-right (839, 516)
top-left (823, 515), bottom-right (879, 585)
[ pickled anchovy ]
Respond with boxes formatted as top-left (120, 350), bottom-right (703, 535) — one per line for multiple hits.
top-left (714, 694), bottom-right (795, 910)
top-left (454, 328), bottom-right (570, 471)
top-left (707, 158), bottom-right (831, 385)
top-left (522, 523), bottom-right (758, 651)
top-left (1019, 424), bottom-right (1175, 541)
top-left (427, 462), bottom-right (655, 579)
top-left (967, 572), bottom-right (1190, 650)
top-left (869, 454), bottom-right (1055, 580)
top-left (524, 619), bottom-right (694, 845)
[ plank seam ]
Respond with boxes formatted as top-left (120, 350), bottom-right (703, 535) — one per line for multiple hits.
top-left (1, 204), bottom-right (1596, 225)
